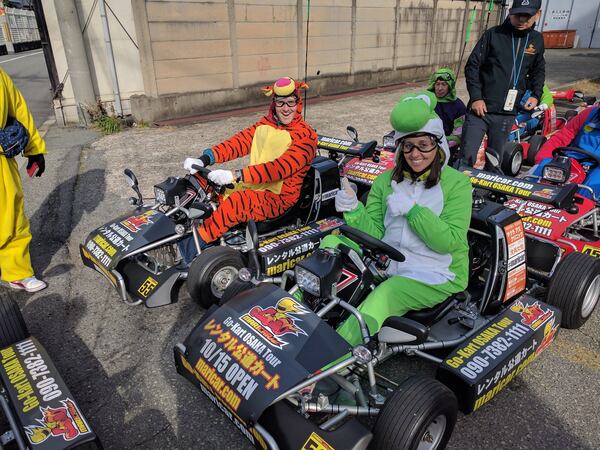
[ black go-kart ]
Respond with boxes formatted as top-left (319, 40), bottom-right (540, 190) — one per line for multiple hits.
top-left (80, 139), bottom-right (376, 308)
top-left (173, 190), bottom-right (573, 449)
top-left (0, 293), bottom-right (99, 449)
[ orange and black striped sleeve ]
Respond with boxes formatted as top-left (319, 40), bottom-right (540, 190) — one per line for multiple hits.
top-left (212, 118), bottom-right (268, 163)
top-left (241, 124), bottom-right (317, 184)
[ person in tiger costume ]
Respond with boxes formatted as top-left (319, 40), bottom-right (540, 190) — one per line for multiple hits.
top-left (181, 77), bottom-right (317, 261)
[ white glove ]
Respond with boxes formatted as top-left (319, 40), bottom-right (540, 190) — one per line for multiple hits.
top-left (183, 157), bottom-right (204, 174)
top-left (335, 177), bottom-right (358, 212)
top-left (538, 103), bottom-right (549, 111)
top-left (387, 181), bottom-right (415, 216)
top-left (208, 169), bottom-right (234, 186)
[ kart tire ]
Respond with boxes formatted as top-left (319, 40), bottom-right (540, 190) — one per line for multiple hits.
top-left (371, 376), bottom-right (457, 450)
top-left (525, 135), bottom-right (546, 166)
top-left (547, 252), bottom-right (600, 329)
top-left (187, 246), bottom-right (245, 308)
top-left (583, 96), bottom-right (597, 106)
top-left (501, 142), bottom-right (523, 176)
top-left (0, 292), bottom-right (29, 348)
top-left (564, 109), bottom-right (578, 122)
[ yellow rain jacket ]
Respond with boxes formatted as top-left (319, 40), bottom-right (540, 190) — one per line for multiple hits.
top-left (0, 67), bottom-right (46, 282)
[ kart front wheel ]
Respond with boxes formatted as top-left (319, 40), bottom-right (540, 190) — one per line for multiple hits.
top-left (0, 292), bottom-right (29, 348)
top-left (187, 246), bottom-right (245, 308)
top-left (371, 376), bottom-right (457, 450)
top-left (525, 135), bottom-right (546, 166)
top-left (501, 142), bottom-right (523, 176)
top-left (547, 251), bottom-right (600, 329)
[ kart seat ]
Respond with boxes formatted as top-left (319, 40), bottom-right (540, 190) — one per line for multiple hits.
top-left (404, 293), bottom-right (462, 326)
top-left (255, 165), bottom-right (316, 234)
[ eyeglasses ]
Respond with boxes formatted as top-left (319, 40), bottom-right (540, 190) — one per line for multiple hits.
top-left (399, 138), bottom-right (438, 154)
top-left (274, 98), bottom-right (298, 108)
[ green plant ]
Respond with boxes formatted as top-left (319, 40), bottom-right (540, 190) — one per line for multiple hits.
top-left (86, 100), bottom-right (121, 134)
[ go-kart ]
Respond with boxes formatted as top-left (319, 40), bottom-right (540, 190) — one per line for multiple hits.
top-left (174, 191), bottom-right (571, 449)
top-left (463, 148), bottom-right (600, 328)
top-left (0, 292), bottom-right (99, 449)
top-left (473, 104), bottom-right (571, 176)
top-left (80, 140), bottom-right (376, 308)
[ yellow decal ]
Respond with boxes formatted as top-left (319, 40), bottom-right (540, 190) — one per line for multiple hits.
top-left (302, 432), bottom-right (335, 450)
top-left (137, 276), bottom-right (159, 298)
top-left (582, 245), bottom-right (600, 258)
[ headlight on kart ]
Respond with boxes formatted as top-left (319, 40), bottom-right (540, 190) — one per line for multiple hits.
top-left (295, 248), bottom-right (342, 298)
top-left (542, 156), bottom-right (571, 184)
top-left (295, 266), bottom-right (321, 297)
top-left (382, 134), bottom-right (397, 150)
top-left (154, 186), bottom-right (167, 204)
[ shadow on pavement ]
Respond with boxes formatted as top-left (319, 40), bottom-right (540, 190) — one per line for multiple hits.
top-left (28, 169), bottom-right (106, 275)
top-left (21, 293), bottom-right (178, 449)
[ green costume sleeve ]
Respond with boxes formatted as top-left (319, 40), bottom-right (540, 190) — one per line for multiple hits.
top-left (406, 168), bottom-right (472, 254)
top-left (540, 84), bottom-right (553, 107)
top-left (342, 171), bottom-right (392, 240)
top-left (447, 114), bottom-right (465, 145)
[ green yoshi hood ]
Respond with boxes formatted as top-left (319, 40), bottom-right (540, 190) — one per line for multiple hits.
top-left (427, 68), bottom-right (458, 103)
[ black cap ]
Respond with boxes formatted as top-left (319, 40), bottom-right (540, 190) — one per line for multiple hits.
top-left (509, 0), bottom-right (541, 15)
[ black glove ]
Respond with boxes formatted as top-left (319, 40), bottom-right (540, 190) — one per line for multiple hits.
top-left (0, 118), bottom-right (29, 158)
top-left (26, 154), bottom-right (45, 177)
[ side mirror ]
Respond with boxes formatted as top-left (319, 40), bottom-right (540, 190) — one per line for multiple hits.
top-left (346, 126), bottom-right (359, 143)
top-left (124, 168), bottom-right (139, 188)
top-left (246, 220), bottom-right (259, 252)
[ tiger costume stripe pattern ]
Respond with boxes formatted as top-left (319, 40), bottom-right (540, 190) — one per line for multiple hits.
top-left (198, 117), bottom-right (317, 243)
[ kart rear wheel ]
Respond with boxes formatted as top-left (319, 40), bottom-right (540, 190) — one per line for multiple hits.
top-left (187, 246), bottom-right (245, 308)
top-left (547, 252), bottom-right (600, 329)
top-left (501, 142), bottom-right (523, 176)
top-left (0, 292), bottom-right (29, 348)
top-left (525, 135), bottom-right (546, 166)
top-left (371, 376), bottom-right (457, 450)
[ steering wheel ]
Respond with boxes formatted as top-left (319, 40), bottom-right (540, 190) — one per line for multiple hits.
top-left (552, 147), bottom-right (600, 167)
top-left (340, 225), bottom-right (405, 262)
top-left (192, 165), bottom-right (235, 190)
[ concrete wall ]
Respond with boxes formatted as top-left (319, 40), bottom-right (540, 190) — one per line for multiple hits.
top-left (45, 0), bottom-right (501, 124)
top-left (131, 0), bottom-right (501, 122)
top-left (44, 0), bottom-right (144, 124)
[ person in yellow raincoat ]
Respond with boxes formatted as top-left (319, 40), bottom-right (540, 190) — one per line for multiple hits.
top-left (0, 67), bottom-right (47, 292)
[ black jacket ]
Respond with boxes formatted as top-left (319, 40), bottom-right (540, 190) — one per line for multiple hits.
top-left (465, 18), bottom-right (545, 115)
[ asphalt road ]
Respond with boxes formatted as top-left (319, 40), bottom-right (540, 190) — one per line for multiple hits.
top-left (0, 49), bottom-right (53, 127)
top-left (3, 48), bottom-right (600, 449)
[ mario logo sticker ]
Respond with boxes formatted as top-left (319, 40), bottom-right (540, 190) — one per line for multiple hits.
top-left (241, 298), bottom-right (308, 349)
top-left (510, 301), bottom-right (554, 330)
top-left (25, 399), bottom-right (91, 444)
top-left (121, 210), bottom-right (157, 233)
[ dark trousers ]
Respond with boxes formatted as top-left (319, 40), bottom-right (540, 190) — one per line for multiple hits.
top-left (460, 111), bottom-right (515, 166)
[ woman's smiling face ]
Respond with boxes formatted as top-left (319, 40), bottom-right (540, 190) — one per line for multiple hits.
top-left (400, 135), bottom-right (438, 172)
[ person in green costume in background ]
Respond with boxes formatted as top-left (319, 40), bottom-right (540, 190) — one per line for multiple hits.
top-left (330, 91), bottom-right (473, 346)
top-left (426, 68), bottom-right (467, 153)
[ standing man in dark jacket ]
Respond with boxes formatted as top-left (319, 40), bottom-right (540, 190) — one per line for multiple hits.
top-left (460, 0), bottom-right (545, 167)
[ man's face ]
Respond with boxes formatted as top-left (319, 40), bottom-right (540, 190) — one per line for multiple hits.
top-left (274, 96), bottom-right (299, 125)
top-left (509, 11), bottom-right (540, 31)
top-left (434, 80), bottom-right (449, 98)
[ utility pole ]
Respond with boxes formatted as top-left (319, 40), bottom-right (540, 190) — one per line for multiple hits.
top-left (54, 0), bottom-right (95, 126)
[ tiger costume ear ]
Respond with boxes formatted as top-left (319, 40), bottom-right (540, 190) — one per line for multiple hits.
top-left (262, 85), bottom-right (275, 97)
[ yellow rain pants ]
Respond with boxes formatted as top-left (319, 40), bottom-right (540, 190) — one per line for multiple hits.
top-left (0, 67), bottom-right (46, 282)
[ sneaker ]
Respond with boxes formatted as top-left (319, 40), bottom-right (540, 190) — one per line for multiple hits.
top-left (8, 277), bottom-right (48, 293)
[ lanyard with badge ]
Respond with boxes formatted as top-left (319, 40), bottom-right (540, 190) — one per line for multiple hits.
top-left (505, 34), bottom-right (529, 111)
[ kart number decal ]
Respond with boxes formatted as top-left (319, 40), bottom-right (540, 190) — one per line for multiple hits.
top-left (137, 276), bottom-right (159, 298)
top-left (302, 432), bottom-right (335, 450)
